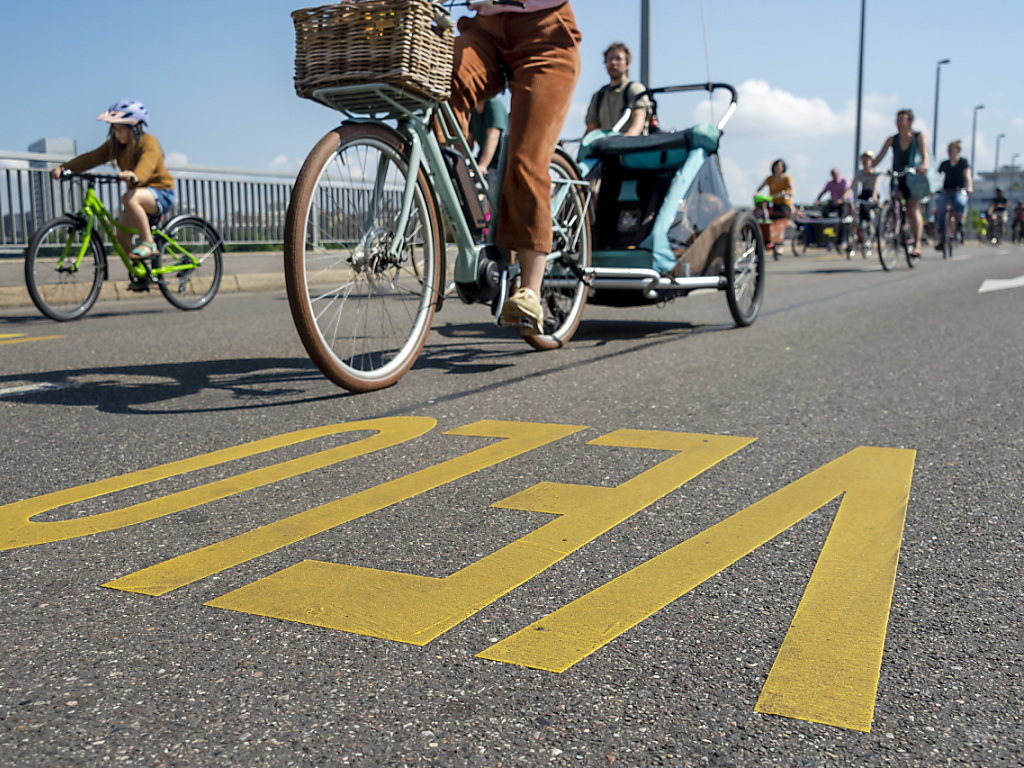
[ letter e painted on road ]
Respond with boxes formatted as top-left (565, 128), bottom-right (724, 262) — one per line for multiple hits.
top-left (206, 430), bottom-right (752, 646)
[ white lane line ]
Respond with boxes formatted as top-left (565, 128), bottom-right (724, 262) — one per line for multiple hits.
top-left (979, 274), bottom-right (1024, 294)
top-left (0, 382), bottom-right (73, 398)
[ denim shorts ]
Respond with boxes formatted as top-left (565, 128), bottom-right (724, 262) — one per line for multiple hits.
top-left (147, 187), bottom-right (176, 215)
top-left (936, 189), bottom-right (967, 216)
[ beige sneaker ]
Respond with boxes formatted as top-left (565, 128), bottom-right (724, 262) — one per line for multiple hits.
top-left (499, 287), bottom-right (544, 335)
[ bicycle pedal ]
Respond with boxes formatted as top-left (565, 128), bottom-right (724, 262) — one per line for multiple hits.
top-left (126, 281), bottom-right (151, 293)
top-left (497, 316), bottom-right (535, 329)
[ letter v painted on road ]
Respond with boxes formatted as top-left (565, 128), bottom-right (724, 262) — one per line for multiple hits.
top-left (479, 446), bottom-right (914, 732)
top-left (1, 417), bottom-right (436, 551)
top-left (206, 430), bottom-right (752, 646)
top-left (107, 421), bottom-right (584, 596)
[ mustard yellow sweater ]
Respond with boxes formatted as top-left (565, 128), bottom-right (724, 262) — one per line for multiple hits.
top-left (65, 133), bottom-right (174, 190)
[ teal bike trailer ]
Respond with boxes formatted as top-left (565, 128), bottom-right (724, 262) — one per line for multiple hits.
top-left (575, 83), bottom-right (765, 326)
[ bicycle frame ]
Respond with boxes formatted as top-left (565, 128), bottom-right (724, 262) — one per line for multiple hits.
top-left (63, 176), bottom-right (202, 281)
top-left (313, 84), bottom-right (590, 307)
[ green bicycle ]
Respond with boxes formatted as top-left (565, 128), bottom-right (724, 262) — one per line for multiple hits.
top-left (24, 172), bottom-right (224, 321)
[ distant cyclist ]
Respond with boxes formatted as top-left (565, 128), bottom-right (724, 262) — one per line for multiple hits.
top-left (853, 151), bottom-right (879, 249)
top-left (988, 188), bottom-right (1009, 243)
top-left (815, 168), bottom-right (852, 249)
top-left (871, 109), bottom-right (929, 259)
top-left (934, 140), bottom-right (972, 250)
top-left (755, 159), bottom-right (794, 220)
top-left (51, 100), bottom-right (175, 263)
top-left (1013, 201), bottom-right (1024, 243)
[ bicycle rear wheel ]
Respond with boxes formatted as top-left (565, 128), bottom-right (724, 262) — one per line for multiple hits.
top-left (154, 217), bottom-right (223, 310)
top-left (877, 204), bottom-right (899, 271)
top-left (943, 211), bottom-right (955, 259)
top-left (284, 124), bottom-right (442, 392)
top-left (523, 151), bottom-right (592, 351)
top-left (24, 216), bottom-right (105, 321)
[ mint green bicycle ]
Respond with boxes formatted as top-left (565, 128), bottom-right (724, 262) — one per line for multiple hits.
top-left (24, 172), bottom-right (224, 321)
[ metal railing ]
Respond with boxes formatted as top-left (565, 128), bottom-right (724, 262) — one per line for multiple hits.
top-left (2, 150), bottom-right (412, 255)
top-left (1, 150), bottom-right (297, 253)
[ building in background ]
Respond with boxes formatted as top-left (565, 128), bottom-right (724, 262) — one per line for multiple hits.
top-left (28, 137), bottom-right (77, 225)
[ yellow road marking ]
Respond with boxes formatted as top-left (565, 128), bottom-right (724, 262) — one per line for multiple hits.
top-left (2, 417), bottom-right (435, 551)
top-left (0, 335), bottom-right (66, 345)
top-left (480, 446), bottom-right (914, 732)
top-left (207, 430), bottom-right (752, 645)
top-left (110, 421), bottom-right (585, 597)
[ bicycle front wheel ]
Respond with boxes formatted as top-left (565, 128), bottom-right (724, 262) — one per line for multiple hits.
top-left (523, 150), bottom-right (592, 351)
top-left (943, 213), bottom-right (955, 259)
top-left (877, 205), bottom-right (899, 271)
top-left (25, 216), bottom-right (105, 321)
top-left (284, 124), bottom-right (442, 392)
top-left (154, 217), bottom-right (223, 310)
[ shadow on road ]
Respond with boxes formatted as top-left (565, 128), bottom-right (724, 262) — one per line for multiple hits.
top-left (0, 357), bottom-right (346, 413)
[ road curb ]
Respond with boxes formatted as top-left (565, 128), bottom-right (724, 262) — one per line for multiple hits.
top-left (0, 272), bottom-right (286, 310)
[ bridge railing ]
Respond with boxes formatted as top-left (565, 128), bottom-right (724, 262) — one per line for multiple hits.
top-left (1, 150), bottom-right (298, 253)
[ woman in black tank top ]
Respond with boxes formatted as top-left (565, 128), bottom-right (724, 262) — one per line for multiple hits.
top-left (870, 109), bottom-right (929, 257)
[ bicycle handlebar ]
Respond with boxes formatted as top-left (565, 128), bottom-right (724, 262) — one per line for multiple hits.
top-left (56, 170), bottom-right (123, 184)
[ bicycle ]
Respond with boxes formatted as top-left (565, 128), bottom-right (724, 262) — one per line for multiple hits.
top-left (936, 192), bottom-right (964, 260)
top-left (284, 0), bottom-right (591, 393)
top-left (988, 209), bottom-right (1008, 245)
top-left (876, 170), bottom-right (922, 271)
top-left (851, 198), bottom-right (877, 259)
top-left (24, 172), bottom-right (224, 321)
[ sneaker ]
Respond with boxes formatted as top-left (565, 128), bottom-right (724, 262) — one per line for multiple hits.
top-left (499, 287), bottom-right (544, 335)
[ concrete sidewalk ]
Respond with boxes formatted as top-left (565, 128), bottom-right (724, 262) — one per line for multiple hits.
top-left (0, 251), bottom-right (286, 309)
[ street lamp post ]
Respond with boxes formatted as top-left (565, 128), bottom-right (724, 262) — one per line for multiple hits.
top-left (995, 133), bottom-right (1006, 190)
top-left (932, 59), bottom-right (950, 151)
top-left (640, 0), bottom-right (650, 88)
top-left (969, 105), bottom-right (984, 238)
top-left (853, 0), bottom-right (867, 181)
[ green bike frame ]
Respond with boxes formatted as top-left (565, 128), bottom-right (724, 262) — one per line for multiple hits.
top-left (67, 183), bottom-right (200, 281)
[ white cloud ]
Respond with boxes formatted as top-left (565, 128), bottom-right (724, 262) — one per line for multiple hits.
top-left (165, 152), bottom-right (189, 167)
top-left (269, 154), bottom-right (299, 172)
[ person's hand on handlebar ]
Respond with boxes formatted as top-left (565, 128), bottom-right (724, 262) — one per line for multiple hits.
top-left (50, 166), bottom-right (67, 180)
top-left (118, 170), bottom-right (139, 187)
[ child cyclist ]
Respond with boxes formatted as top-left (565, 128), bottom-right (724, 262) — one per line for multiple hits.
top-left (50, 100), bottom-right (175, 262)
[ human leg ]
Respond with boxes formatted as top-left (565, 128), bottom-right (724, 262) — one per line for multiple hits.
top-left (907, 197), bottom-right (922, 254)
top-left (118, 187), bottom-right (159, 257)
top-left (489, 5), bottom-right (581, 331)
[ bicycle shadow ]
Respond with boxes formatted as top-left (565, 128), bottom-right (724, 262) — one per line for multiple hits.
top-left (0, 357), bottom-right (347, 413)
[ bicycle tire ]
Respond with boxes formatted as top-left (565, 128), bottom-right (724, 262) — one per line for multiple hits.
top-left (154, 216), bottom-right (223, 310)
top-left (725, 210), bottom-right (766, 327)
top-left (791, 229), bottom-right (807, 256)
top-left (523, 150), bottom-right (592, 351)
top-left (943, 212), bottom-right (954, 260)
top-left (860, 219), bottom-right (875, 259)
top-left (284, 124), bottom-right (442, 393)
top-left (877, 204), bottom-right (899, 271)
top-left (24, 216), bottom-right (105, 321)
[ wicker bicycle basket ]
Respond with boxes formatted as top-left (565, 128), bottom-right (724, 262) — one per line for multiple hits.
top-left (293, 0), bottom-right (454, 112)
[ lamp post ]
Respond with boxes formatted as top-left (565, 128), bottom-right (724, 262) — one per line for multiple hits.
top-left (932, 58), bottom-right (950, 151)
top-left (995, 133), bottom-right (1006, 189)
top-left (969, 105), bottom-right (983, 238)
top-left (853, 0), bottom-right (867, 181)
top-left (640, 0), bottom-right (650, 88)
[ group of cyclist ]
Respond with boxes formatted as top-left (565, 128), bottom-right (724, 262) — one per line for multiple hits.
top-left (756, 107), bottom-right (987, 257)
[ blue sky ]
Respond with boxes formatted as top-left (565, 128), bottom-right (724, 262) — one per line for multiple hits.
top-left (2, 0), bottom-right (1021, 203)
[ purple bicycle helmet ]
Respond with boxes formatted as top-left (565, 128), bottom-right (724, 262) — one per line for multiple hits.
top-left (97, 100), bottom-right (149, 127)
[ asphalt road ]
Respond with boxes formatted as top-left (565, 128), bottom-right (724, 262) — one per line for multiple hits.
top-left (1, 243), bottom-right (1022, 767)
